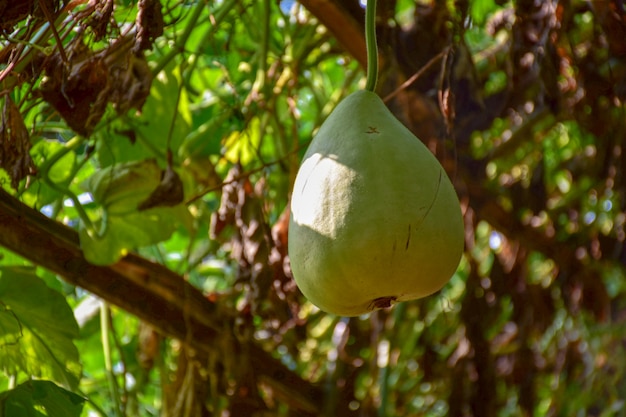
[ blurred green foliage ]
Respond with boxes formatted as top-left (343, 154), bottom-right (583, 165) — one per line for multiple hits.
top-left (0, 0), bottom-right (625, 416)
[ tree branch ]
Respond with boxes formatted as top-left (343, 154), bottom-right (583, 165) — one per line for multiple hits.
top-left (299, 0), bottom-right (367, 68)
top-left (0, 188), bottom-right (322, 415)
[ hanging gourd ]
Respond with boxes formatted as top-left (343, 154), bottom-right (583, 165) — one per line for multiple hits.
top-left (288, 0), bottom-right (464, 316)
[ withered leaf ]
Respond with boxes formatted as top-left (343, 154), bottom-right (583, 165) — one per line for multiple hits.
top-left (40, 41), bottom-right (109, 137)
top-left (210, 164), bottom-right (244, 239)
top-left (137, 322), bottom-right (160, 371)
top-left (0, 97), bottom-right (35, 189)
top-left (137, 164), bottom-right (184, 211)
top-left (86, 0), bottom-right (115, 41)
top-left (40, 35), bottom-right (151, 136)
top-left (135, 0), bottom-right (164, 52)
top-left (109, 53), bottom-right (152, 114)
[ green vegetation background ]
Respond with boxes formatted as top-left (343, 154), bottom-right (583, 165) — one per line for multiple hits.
top-left (0, 0), bottom-right (625, 416)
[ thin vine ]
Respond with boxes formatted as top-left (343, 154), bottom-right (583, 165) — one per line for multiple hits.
top-left (364, 0), bottom-right (378, 92)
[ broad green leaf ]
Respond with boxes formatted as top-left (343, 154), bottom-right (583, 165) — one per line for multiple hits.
top-left (80, 159), bottom-right (192, 264)
top-left (0, 268), bottom-right (81, 389)
top-left (0, 302), bottom-right (22, 346)
top-left (97, 65), bottom-right (192, 167)
top-left (0, 380), bottom-right (85, 417)
top-left (83, 159), bottom-right (162, 215)
top-left (141, 62), bottom-right (194, 147)
top-left (79, 205), bottom-right (192, 265)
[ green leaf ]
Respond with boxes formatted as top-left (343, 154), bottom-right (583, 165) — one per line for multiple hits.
top-left (179, 108), bottom-right (235, 160)
top-left (0, 268), bottom-right (81, 389)
top-left (80, 159), bottom-right (192, 265)
top-left (224, 116), bottom-right (262, 165)
top-left (470, 0), bottom-right (498, 25)
top-left (0, 249), bottom-right (31, 267)
top-left (0, 380), bottom-right (85, 417)
top-left (96, 65), bottom-right (192, 167)
top-left (83, 159), bottom-right (162, 215)
top-left (0, 302), bottom-right (22, 346)
top-left (79, 205), bottom-right (192, 265)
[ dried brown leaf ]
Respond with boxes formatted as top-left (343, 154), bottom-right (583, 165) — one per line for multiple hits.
top-left (0, 97), bottom-right (35, 189)
top-left (87, 0), bottom-right (115, 41)
top-left (135, 0), bottom-right (164, 52)
top-left (137, 322), bottom-right (160, 370)
top-left (137, 164), bottom-right (184, 211)
top-left (40, 42), bottom-right (109, 136)
top-left (109, 53), bottom-right (152, 115)
top-left (40, 35), bottom-right (150, 136)
top-left (210, 164), bottom-right (244, 239)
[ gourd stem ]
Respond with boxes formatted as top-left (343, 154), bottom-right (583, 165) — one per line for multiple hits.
top-left (364, 0), bottom-right (378, 92)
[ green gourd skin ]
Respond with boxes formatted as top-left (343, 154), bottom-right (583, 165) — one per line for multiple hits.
top-left (288, 90), bottom-right (464, 316)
